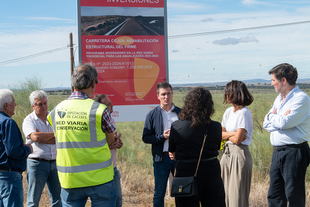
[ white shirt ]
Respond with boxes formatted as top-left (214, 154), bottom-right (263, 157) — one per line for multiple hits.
top-left (161, 105), bottom-right (179, 152)
top-left (222, 106), bottom-right (253, 146)
top-left (263, 86), bottom-right (310, 146)
top-left (22, 111), bottom-right (57, 160)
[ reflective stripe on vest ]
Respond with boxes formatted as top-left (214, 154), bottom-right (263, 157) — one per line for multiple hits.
top-left (57, 158), bottom-right (112, 173)
top-left (48, 99), bottom-right (114, 188)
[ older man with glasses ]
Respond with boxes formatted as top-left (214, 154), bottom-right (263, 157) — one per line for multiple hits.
top-left (22, 90), bottom-right (61, 207)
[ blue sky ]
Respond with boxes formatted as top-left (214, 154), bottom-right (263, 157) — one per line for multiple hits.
top-left (1, 0), bottom-right (310, 88)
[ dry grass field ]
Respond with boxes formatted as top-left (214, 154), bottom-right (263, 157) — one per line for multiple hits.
top-left (21, 166), bottom-right (310, 207)
top-left (10, 82), bottom-right (310, 206)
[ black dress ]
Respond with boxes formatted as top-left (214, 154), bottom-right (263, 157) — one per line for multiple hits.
top-left (169, 120), bottom-right (226, 207)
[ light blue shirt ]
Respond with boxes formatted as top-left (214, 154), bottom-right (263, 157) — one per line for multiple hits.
top-left (263, 86), bottom-right (310, 146)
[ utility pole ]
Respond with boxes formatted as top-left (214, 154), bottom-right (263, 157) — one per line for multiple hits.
top-left (70, 33), bottom-right (74, 92)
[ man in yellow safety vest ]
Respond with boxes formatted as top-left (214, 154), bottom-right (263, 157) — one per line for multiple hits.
top-left (48, 64), bottom-right (116, 206)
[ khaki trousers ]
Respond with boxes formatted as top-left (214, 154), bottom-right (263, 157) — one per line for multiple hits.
top-left (220, 143), bottom-right (253, 207)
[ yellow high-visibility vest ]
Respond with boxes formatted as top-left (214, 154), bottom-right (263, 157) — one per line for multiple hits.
top-left (48, 99), bottom-right (113, 189)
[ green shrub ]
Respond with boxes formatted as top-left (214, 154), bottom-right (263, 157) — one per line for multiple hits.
top-left (9, 76), bottom-right (43, 138)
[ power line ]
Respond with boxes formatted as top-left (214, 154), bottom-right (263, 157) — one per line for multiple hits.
top-left (168, 20), bottom-right (310, 39)
top-left (1, 20), bottom-right (309, 65)
top-left (0, 46), bottom-right (72, 66)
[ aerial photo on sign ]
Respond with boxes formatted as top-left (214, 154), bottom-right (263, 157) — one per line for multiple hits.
top-left (81, 7), bottom-right (164, 36)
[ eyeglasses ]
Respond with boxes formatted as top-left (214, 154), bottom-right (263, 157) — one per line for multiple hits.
top-left (94, 79), bottom-right (98, 84)
top-left (34, 102), bottom-right (47, 107)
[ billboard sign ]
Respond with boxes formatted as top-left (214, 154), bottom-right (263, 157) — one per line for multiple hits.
top-left (77, 0), bottom-right (168, 122)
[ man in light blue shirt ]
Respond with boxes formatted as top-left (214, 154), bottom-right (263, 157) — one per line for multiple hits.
top-left (263, 63), bottom-right (310, 207)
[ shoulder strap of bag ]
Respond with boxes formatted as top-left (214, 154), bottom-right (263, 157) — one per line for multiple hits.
top-left (194, 126), bottom-right (208, 177)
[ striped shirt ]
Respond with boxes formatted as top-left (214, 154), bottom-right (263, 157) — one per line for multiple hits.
top-left (68, 92), bottom-right (115, 133)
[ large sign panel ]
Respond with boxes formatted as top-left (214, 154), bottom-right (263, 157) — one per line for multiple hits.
top-left (78, 0), bottom-right (168, 122)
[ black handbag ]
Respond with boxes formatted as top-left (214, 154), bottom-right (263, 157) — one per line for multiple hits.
top-left (171, 175), bottom-right (197, 197)
top-left (171, 128), bottom-right (208, 197)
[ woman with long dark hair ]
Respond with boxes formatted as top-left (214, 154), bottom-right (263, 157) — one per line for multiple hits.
top-left (220, 80), bottom-right (253, 207)
top-left (169, 87), bottom-right (225, 207)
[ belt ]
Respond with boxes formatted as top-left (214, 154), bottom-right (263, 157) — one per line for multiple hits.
top-left (28, 157), bottom-right (56, 162)
top-left (178, 157), bottom-right (217, 162)
top-left (0, 168), bottom-right (22, 174)
top-left (274, 142), bottom-right (307, 151)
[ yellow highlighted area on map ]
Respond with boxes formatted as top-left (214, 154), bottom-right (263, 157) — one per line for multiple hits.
top-left (134, 58), bottom-right (159, 99)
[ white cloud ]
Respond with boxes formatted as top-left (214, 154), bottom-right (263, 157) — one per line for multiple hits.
top-left (0, 25), bottom-right (78, 88)
top-left (242, 0), bottom-right (265, 5)
top-left (167, 6), bottom-right (310, 84)
top-left (295, 6), bottom-right (310, 14)
top-left (283, 1), bottom-right (310, 4)
top-left (22, 17), bottom-right (75, 22)
top-left (201, 18), bottom-right (214, 22)
top-left (1, 1), bottom-right (310, 87)
top-left (0, 26), bottom-right (78, 65)
top-left (213, 37), bottom-right (259, 45)
top-left (167, 1), bottom-right (211, 12)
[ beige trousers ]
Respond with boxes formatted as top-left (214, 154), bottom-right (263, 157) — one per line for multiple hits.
top-left (220, 143), bottom-right (253, 207)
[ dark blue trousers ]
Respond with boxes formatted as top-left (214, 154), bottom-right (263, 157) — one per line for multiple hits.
top-left (268, 143), bottom-right (310, 207)
top-left (153, 154), bottom-right (177, 207)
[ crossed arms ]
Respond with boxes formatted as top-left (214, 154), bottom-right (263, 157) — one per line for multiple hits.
top-left (263, 95), bottom-right (308, 132)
